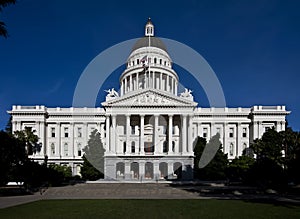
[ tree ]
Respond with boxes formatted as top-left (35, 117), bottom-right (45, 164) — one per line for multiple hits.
top-left (14, 127), bottom-right (39, 155)
top-left (193, 134), bottom-right (228, 180)
top-left (251, 127), bottom-right (284, 165)
top-left (0, 0), bottom-right (16, 38)
top-left (81, 129), bottom-right (105, 180)
top-left (226, 154), bottom-right (255, 183)
top-left (193, 136), bottom-right (206, 178)
top-left (281, 127), bottom-right (300, 183)
top-left (250, 128), bottom-right (286, 188)
top-left (0, 131), bottom-right (26, 185)
top-left (5, 116), bottom-right (12, 134)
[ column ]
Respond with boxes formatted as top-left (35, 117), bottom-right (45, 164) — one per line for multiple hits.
top-left (160, 73), bottom-right (163, 90)
top-left (70, 122), bottom-right (74, 158)
top-left (121, 80), bottom-right (124, 96)
top-left (276, 121), bottom-right (281, 132)
top-left (148, 70), bottom-right (151, 88)
top-left (188, 115), bottom-right (193, 153)
top-left (166, 74), bottom-right (169, 92)
top-left (100, 123), bottom-right (105, 141)
top-left (136, 72), bottom-right (139, 90)
top-left (125, 161), bottom-right (131, 180)
top-left (175, 82), bottom-right (178, 95)
top-left (140, 115), bottom-right (145, 154)
top-left (106, 116), bottom-right (110, 152)
top-left (154, 161), bottom-right (159, 181)
top-left (124, 77), bottom-right (127, 94)
top-left (210, 122), bottom-right (215, 138)
top-left (57, 122), bottom-right (61, 157)
top-left (12, 121), bottom-right (17, 133)
top-left (182, 115), bottom-right (187, 153)
top-left (126, 114), bottom-right (131, 154)
top-left (112, 115), bottom-right (117, 153)
top-left (139, 161), bottom-right (145, 181)
top-left (223, 122), bottom-right (227, 154)
top-left (237, 123), bottom-right (242, 157)
top-left (170, 78), bottom-right (173, 94)
top-left (168, 115), bottom-right (173, 153)
top-left (168, 162), bottom-right (173, 179)
top-left (281, 121), bottom-right (286, 131)
top-left (154, 115), bottom-right (159, 154)
top-left (39, 121), bottom-right (46, 155)
top-left (129, 74), bottom-right (133, 92)
top-left (17, 121), bottom-right (21, 130)
top-left (152, 71), bottom-right (155, 88)
top-left (258, 121), bottom-right (262, 139)
top-left (197, 123), bottom-right (201, 138)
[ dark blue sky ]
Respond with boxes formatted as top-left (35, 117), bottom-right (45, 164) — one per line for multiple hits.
top-left (1, 0), bottom-right (299, 130)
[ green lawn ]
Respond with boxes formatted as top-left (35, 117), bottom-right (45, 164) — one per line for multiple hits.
top-left (0, 199), bottom-right (299, 219)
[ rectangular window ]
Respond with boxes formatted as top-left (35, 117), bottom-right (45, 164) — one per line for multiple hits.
top-left (242, 128), bottom-right (247, 137)
top-left (50, 143), bottom-right (55, 155)
top-left (229, 128), bottom-right (234, 138)
top-left (51, 127), bottom-right (55, 138)
top-left (229, 143), bottom-right (234, 156)
top-left (123, 142), bottom-right (126, 153)
top-left (203, 128), bottom-right (208, 138)
top-left (77, 143), bottom-right (82, 156)
top-left (64, 127), bottom-right (69, 138)
top-left (77, 127), bottom-right (82, 138)
top-left (64, 143), bottom-right (68, 156)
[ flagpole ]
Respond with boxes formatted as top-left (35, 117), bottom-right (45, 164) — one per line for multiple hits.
top-left (148, 25), bottom-right (151, 89)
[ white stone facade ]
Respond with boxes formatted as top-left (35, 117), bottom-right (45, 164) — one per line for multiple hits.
top-left (8, 19), bottom-right (290, 180)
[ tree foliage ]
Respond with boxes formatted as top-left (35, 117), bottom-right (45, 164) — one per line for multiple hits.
top-left (0, 0), bottom-right (16, 38)
top-left (14, 127), bottom-right (39, 155)
top-left (227, 155), bottom-right (255, 182)
top-left (193, 135), bottom-right (228, 180)
top-left (248, 127), bottom-right (300, 187)
top-left (0, 131), bottom-right (26, 185)
top-left (81, 129), bottom-right (105, 180)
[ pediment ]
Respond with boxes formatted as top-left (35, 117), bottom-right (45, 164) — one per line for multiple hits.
top-left (101, 89), bottom-right (197, 108)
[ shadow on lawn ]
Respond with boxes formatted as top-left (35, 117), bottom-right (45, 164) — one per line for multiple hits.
top-left (169, 182), bottom-right (300, 207)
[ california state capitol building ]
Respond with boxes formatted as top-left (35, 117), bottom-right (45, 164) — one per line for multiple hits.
top-left (8, 19), bottom-right (290, 181)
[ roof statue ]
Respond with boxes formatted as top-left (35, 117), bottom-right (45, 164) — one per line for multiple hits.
top-left (180, 88), bottom-right (194, 101)
top-left (105, 88), bottom-right (119, 101)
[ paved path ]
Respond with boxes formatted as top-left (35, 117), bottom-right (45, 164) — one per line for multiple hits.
top-left (0, 193), bottom-right (42, 209)
top-left (0, 183), bottom-right (201, 209)
top-left (1, 183), bottom-right (299, 209)
top-left (42, 183), bottom-right (201, 199)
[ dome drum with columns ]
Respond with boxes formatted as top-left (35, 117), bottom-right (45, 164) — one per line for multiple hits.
top-left (8, 19), bottom-right (290, 180)
top-left (120, 19), bottom-right (178, 97)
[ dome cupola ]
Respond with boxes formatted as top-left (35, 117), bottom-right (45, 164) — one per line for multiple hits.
top-left (120, 19), bottom-right (179, 96)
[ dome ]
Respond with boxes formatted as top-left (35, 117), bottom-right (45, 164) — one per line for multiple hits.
top-left (131, 36), bottom-right (167, 52)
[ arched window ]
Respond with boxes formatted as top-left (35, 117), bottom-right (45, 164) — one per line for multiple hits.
top-left (64, 143), bottom-right (68, 156)
top-left (154, 58), bottom-right (157, 64)
top-left (50, 143), bottom-right (55, 155)
top-left (116, 162), bottom-right (125, 179)
top-left (159, 59), bottom-right (162, 65)
top-left (131, 142), bottom-right (135, 153)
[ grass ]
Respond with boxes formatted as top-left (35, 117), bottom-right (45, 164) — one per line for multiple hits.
top-left (0, 199), bottom-right (299, 219)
